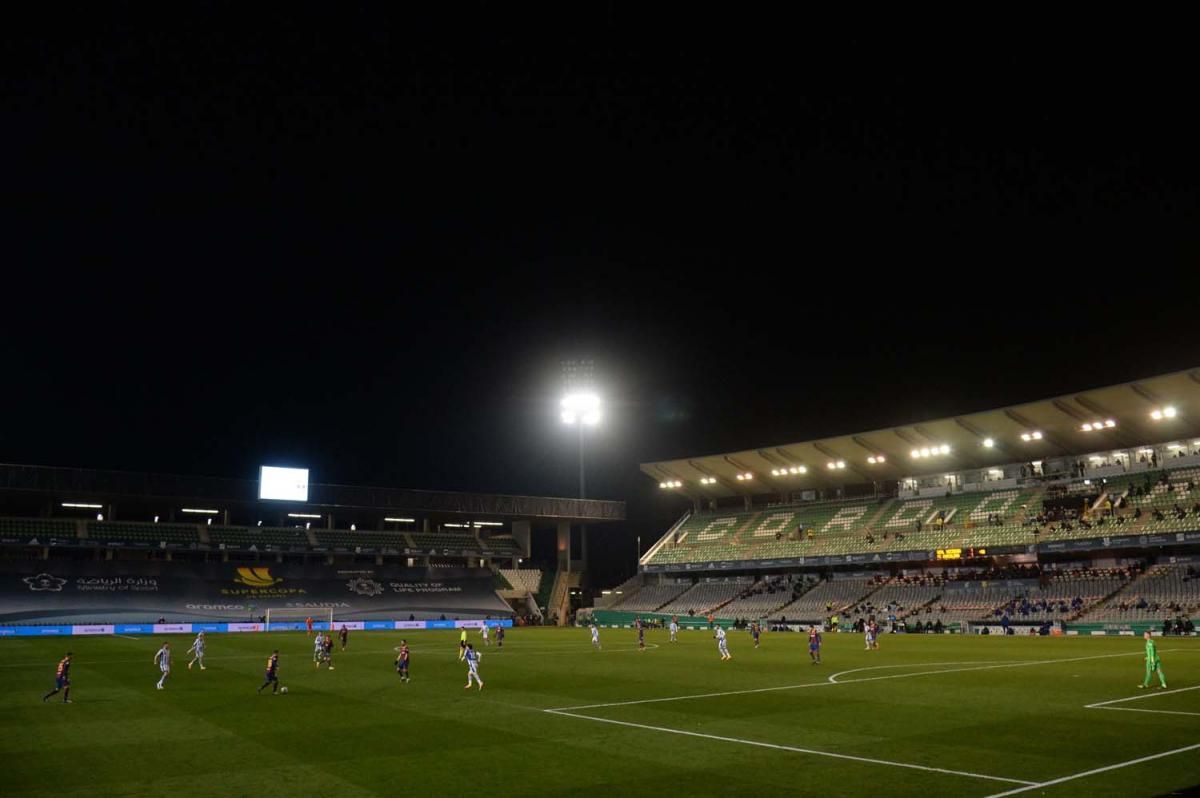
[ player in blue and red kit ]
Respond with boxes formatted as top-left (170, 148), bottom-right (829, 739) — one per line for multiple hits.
top-left (257, 650), bottom-right (280, 694)
top-left (43, 652), bottom-right (73, 703)
top-left (808, 626), bottom-right (822, 665)
top-left (751, 622), bottom-right (762, 649)
top-left (396, 641), bottom-right (411, 683)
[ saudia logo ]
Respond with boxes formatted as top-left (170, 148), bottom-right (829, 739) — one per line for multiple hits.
top-left (234, 567), bottom-right (282, 587)
top-left (23, 573), bottom-right (67, 592)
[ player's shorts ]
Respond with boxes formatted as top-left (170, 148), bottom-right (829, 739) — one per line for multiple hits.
top-left (809, 644), bottom-right (819, 652)
top-left (264, 672), bottom-right (278, 682)
top-left (55, 676), bottom-right (68, 689)
top-left (160, 663), bottom-right (170, 672)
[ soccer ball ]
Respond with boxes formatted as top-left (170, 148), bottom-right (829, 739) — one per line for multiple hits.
top-left (280, 686), bottom-right (288, 694)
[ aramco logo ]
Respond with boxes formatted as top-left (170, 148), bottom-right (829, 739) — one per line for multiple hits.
top-left (234, 567), bottom-right (282, 588)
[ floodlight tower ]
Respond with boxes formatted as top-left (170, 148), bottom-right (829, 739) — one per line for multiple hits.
top-left (560, 391), bottom-right (601, 499)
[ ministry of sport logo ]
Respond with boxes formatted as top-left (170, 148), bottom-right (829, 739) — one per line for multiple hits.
top-left (23, 573), bottom-right (67, 592)
top-left (234, 567), bottom-right (282, 587)
top-left (346, 577), bottom-right (384, 597)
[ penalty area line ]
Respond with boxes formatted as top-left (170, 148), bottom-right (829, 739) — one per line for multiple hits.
top-left (543, 708), bottom-right (1036, 786)
top-left (1084, 684), bottom-right (1200, 708)
top-left (981, 741), bottom-right (1200, 798)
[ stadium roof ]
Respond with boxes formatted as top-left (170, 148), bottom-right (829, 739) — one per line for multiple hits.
top-left (641, 367), bottom-right (1200, 498)
top-left (0, 464), bottom-right (624, 523)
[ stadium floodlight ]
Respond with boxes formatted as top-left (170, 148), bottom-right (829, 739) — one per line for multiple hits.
top-left (911, 449), bottom-right (920, 458)
top-left (62, 502), bottom-right (102, 509)
top-left (206, 518), bottom-right (212, 525)
top-left (561, 392), bottom-right (601, 426)
top-left (982, 438), bottom-right (994, 448)
top-left (1033, 431), bottom-right (1043, 439)
top-left (1105, 419), bottom-right (1116, 428)
top-left (96, 513), bottom-right (103, 521)
top-left (256, 520), bottom-right (263, 527)
top-left (287, 513), bottom-right (321, 519)
top-left (1150, 406), bottom-right (1176, 420)
top-left (384, 517), bottom-right (415, 523)
top-left (940, 445), bottom-right (950, 454)
top-left (154, 515), bottom-right (159, 523)
top-left (920, 448), bottom-right (930, 457)
top-left (181, 508), bottom-right (219, 515)
top-left (1081, 423), bottom-right (1093, 432)
top-left (350, 524), bottom-right (356, 531)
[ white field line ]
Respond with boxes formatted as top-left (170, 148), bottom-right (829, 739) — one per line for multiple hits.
top-left (1091, 706), bottom-right (1200, 718)
top-left (544, 708), bottom-right (1037, 786)
top-left (1084, 683), bottom-right (1200, 707)
top-left (551, 651), bottom-right (1142, 712)
top-left (981, 742), bottom-right (1200, 798)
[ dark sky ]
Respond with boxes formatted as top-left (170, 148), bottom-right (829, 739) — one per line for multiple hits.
top-left (4, 12), bottom-right (1198, 581)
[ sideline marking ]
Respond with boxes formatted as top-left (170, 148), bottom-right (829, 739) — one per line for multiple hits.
top-left (544, 708), bottom-right (1036, 786)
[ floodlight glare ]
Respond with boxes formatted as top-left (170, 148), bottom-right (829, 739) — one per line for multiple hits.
top-left (940, 445), bottom-right (950, 454)
top-left (1032, 431), bottom-right (1043, 440)
top-left (561, 393), bottom-right (601, 425)
top-left (983, 438), bottom-right (994, 448)
top-left (1164, 406), bottom-right (1177, 418)
top-left (1081, 423), bottom-right (1093, 432)
top-left (1021, 433), bottom-right (1031, 441)
top-left (1105, 419), bottom-right (1116, 428)
top-left (1151, 410), bottom-right (1163, 420)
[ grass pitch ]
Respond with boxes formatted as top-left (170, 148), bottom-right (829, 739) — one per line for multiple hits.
top-left (3, 628), bottom-right (1198, 797)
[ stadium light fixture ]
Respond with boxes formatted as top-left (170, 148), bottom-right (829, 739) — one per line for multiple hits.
top-left (561, 392), bottom-right (602, 426)
top-left (1081, 423), bottom-right (1093, 432)
top-left (384, 517), bottom-right (415, 523)
top-left (287, 512), bottom-right (321, 519)
top-left (181, 508), bottom-right (220, 515)
top-left (256, 521), bottom-right (263, 527)
top-left (1105, 419), bottom-right (1116, 427)
top-left (62, 502), bottom-right (102, 509)
top-left (350, 524), bottom-right (356, 531)
top-left (206, 518), bottom-right (212, 525)
top-left (982, 438), bottom-right (995, 448)
top-left (154, 516), bottom-right (159, 523)
top-left (96, 513), bottom-right (103, 521)
top-left (867, 455), bottom-right (885, 464)
top-left (474, 521), bottom-right (503, 527)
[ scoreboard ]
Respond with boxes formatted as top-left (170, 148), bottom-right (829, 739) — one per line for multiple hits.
top-left (935, 547), bottom-right (987, 560)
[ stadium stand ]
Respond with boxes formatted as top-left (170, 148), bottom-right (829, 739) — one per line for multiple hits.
top-left (715, 575), bottom-right (811, 619)
top-left (656, 580), bottom-right (749, 616)
top-left (480, 535), bottom-right (523, 555)
top-left (609, 583), bottom-right (690, 613)
top-left (313, 529), bottom-right (407, 549)
top-left (87, 521), bottom-right (199, 545)
top-left (774, 577), bottom-right (877, 620)
top-left (1081, 563), bottom-right (1200, 622)
top-left (0, 518), bottom-right (79, 541)
top-left (410, 532), bottom-right (477, 550)
top-left (207, 526), bottom-right (310, 548)
top-left (498, 568), bottom-right (542, 595)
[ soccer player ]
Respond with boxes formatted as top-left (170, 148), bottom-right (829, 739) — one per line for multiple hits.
top-left (669, 617), bottom-right (679, 643)
top-left (590, 623), bottom-right (601, 650)
top-left (464, 643), bottom-right (483, 690)
top-left (339, 625), bottom-right (349, 652)
top-left (314, 630), bottom-right (326, 668)
top-left (153, 642), bottom-right (171, 689)
top-left (1140, 631), bottom-right (1167, 689)
top-left (258, 650), bottom-right (280, 694)
top-left (458, 628), bottom-right (468, 661)
top-left (187, 631), bottom-right (207, 671)
top-left (495, 625), bottom-right (504, 648)
top-left (396, 641), bottom-right (411, 683)
top-left (808, 625), bottom-right (822, 665)
top-left (865, 620), bottom-right (876, 651)
top-left (870, 620), bottom-right (880, 650)
top-left (635, 617), bottom-right (645, 651)
top-left (716, 625), bottom-right (731, 660)
top-left (751, 621), bottom-right (761, 649)
top-left (481, 623), bottom-right (490, 646)
top-left (43, 652), bottom-right (72, 703)
top-left (323, 634), bottom-right (335, 670)
top-left (305, 616), bottom-right (314, 636)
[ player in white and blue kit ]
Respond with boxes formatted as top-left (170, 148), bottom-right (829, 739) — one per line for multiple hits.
top-left (313, 631), bottom-right (326, 668)
top-left (715, 626), bottom-right (731, 660)
top-left (590, 623), bottom-right (601, 650)
top-left (669, 618), bottom-right (679, 643)
top-left (187, 631), bottom-right (206, 671)
top-left (481, 623), bottom-right (490, 646)
top-left (153, 643), bottom-right (171, 689)
top-left (463, 643), bottom-right (483, 690)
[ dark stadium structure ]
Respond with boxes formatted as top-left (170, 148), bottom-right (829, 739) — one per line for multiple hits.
top-left (0, 465), bottom-right (623, 627)
top-left (593, 368), bottom-right (1200, 636)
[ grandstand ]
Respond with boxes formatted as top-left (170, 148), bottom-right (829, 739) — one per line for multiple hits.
top-left (654, 579), bottom-right (750, 616)
top-left (608, 583), bottom-right (690, 613)
top-left (1081, 563), bottom-right (1200, 623)
top-left (774, 577), bottom-right (878, 621)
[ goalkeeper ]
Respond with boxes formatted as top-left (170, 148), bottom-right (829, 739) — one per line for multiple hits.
top-left (1139, 631), bottom-right (1167, 689)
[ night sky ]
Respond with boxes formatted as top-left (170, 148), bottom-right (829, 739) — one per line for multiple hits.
top-left (5, 12), bottom-right (1197, 582)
